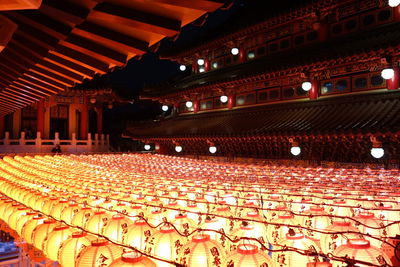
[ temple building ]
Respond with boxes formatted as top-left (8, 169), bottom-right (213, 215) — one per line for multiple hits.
top-left (0, 1), bottom-right (399, 267)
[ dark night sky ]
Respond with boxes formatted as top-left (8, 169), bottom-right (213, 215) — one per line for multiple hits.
top-left (91, 0), bottom-right (312, 137)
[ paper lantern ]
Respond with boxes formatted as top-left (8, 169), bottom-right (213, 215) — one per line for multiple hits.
top-left (302, 206), bottom-right (331, 241)
top-left (267, 214), bottom-right (297, 245)
top-left (332, 239), bottom-right (392, 267)
top-left (330, 200), bottom-right (353, 221)
top-left (320, 221), bottom-right (360, 254)
top-left (75, 239), bottom-right (123, 267)
top-left (109, 252), bottom-right (157, 267)
top-left (224, 244), bottom-right (274, 267)
top-left (71, 207), bottom-right (93, 228)
top-left (354, 212), bottom-right (384, 247)
top-left (178, 234), bottom-right (226, 267)
top-left (31, 219), bottom-right (58, 250)
top-left (85, 210), bottom-right (112, 234)
top-left (147, 210), bottom-right (166, 227)
top-left (171, 214), bottom-right (196, 234)
top-left (376, 204), bottom-right (400, 237)
top-left (21, 216), bottom-right (46, 244)
top-left (50, 200), bottom-right (70, 220)
top-left (103, 215), bottom-right (133, 243)
top-left (8, 207), bottom-right (30, 230)
top-left (2, 203), bottom-right (22, 221)
top-left (58, 231), bottom-right (96, 267)
top-left (15, 211), bottom-right (38, 236)
top-left (60, 203), bottom-right (81, 224)
top-left (42, 197), bottom-right (59, 214)
top-left (146, 225), bottom-right (187, 267)
top-left (123, 220), bottom-right (153, 251)
top-left (43, 225), bottom-right (73, 261)
top-left (229, 223), bottom-right (267, 251)
top-left (272, 233), bottom-right (320, 267)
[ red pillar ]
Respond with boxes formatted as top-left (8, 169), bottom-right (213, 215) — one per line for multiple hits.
top-left (203, 59), bottom-right (210, 72)
top-left (309, 80), bottom-right (319, 100)
top-left (192, 61), bottom-right (198, 73)
top-left (37, 100), bottom-right (45, 136)
top-left (80, 99), bottom-right (89, 140)
top-left (239, 48), bottom-right (246, 63)
top-left (387, 67), bottom-right (400, 90)
top-left (96, 107), bottom-right (103, 134)
top-left (228, 94), bottom-right (235, 109)
top-left (193, 99), bottom-right (199, 113)
top-left (0, 116), bottom-right (4, 139)
top-left (394, 6), bottom-right (400, 21)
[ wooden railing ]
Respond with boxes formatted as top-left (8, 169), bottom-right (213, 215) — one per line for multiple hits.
top-left (0, 131), bottom-right (109, 154)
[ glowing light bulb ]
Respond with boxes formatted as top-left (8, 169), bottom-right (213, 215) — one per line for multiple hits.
top-left (231, 47), bottom-right (239, 55)
top-left (388, 0), bottom-right (400, 7)
top-left (144, 145), bottom-right (151, 151)
top-left (220, 95), bottom-right (228, 103)
top-left (291, 146), bottom-right (301, 156)
top-left (197, 59), bottom-right (204, 65)
top-left (175, 146), bottom-right (182, 153)
top-left (179, 65), bottom-right (186, 71)
top-left (381, 68), bottom-right (394, 80)
top-left (161, 105), bottom-right (169, 112)
top-left (185, 101), bottom-right (193, 108)
top-left (371, 147), bottom-right (384, 159)
top-left (302, 82), bottom-right (312, 91)
top-left (209, 146), bottom-right (217, 154)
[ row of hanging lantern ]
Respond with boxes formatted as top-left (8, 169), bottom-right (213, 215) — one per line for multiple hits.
top-left (0, 154), bottom-right (398, 266)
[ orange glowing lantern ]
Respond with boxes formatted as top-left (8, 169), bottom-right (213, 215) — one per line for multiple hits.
top-left (178, 234), bottom-right (226, 267)
top-left (272, 233), bottom-right (320, 267)
top-left (267, 214), bottom-right (297, 245)
top-left (354, 212), bottom-right (384, 247)
top-left (320, 221), bottom-right (360, 254)
top-left (332, 239), bottom-right (392, 266)
top-left (71, 207), bottom-right (93, 228)
top-left (224, 244), bottom-right (274, 266)
top-left (15, 211), bottom-right (38, 236)
top-left (85, 210), bottom-right (112, 235)
top-left (50, 200), bottom-right (69, 220)
top-left (302, 206), bottom-right (331, 242)
top-left (146, 225), bottom-right (187, 267)
top-left (124, 220), bottom-right (153, 252)
top-left (60, 203), bottom-right (80, 224)
top-left (8, 206), bottom-right (30, 230)
top-left (43, 225), bottom-right (73, 261)
top-left (22, 216), bottom-right (46, 244)
top-left (58, 231), bottom-right (96, 267)
top-left (172, 214), bottom-right (196, 234)
top-left (109, 252), bottom-right (157, 267)
top-left (75, 239), bottom-right (124, 267)
top-left (229, 222), bottom-right (268, 250)
top-left (31, 219), bottom-right (58, 250)
top-left (103, 215), bottom-right (133, 243)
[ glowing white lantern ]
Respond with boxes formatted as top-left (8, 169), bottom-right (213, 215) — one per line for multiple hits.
top-left (302, 81), bottom-right (312, 91)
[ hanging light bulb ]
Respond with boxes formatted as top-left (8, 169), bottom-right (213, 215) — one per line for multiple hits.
top-left (371, 147), bottom-right (384, 159)
top-left (161, 105), bottom-right (169, 112)
top-left (144, 144), bottom-right (151, 151)
top-left (185, 101), bottom-right (193, 108)
top-left (302, 81), bottom-right (312, 91)
top-left (388, 0), bottom-right (400, 7)
top-left (381, 68), bottom-right (395, 79)
top-left (179, 65), bottom-right (187, 71)
top-left (209, 146), bottom-right (217, 154)
top-left (231, 47), bottom-right (239, 55)
top-left (290, 146), bottom-right (301, 156)
top-left (220, 95), bottom-right (228, 103)
top-left (197, 59), bottom-right (204, 65)
top-left (175, 146), bottom-right (183, 153)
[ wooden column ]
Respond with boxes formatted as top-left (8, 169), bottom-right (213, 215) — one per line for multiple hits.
top-left (96, 107), bottom-right (103, 134)
top-left (239, 48), bottom-right (246, 63)
top-left (80, 98), bottom-right (89, 140)
top-left (0, 116), bottom-right (4, 139)
top-left (37, 100), bottom-right (45, 137)
top-left (12, 109), bottom-right (21, 138)
top-left (309, 80), bottom-right (319, 100)
top-left (387, 66), bottom-right (400, 90)
top-left (228, 94), bottom-right (235, 109)
top-left (68, 104), bottom-right (77, 139)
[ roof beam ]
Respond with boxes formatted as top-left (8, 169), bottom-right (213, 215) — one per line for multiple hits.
top-left (6, 86), bottom-right (43, 100)
top-left (0, 92), bottom-right (32, 105)
top-left (62, 34), bottom-right (127, 66)
top-left (75, 22), bottom-right (149, 55)
top-left (36, 60), bottom-right (84, 83)
top-left (50, 45), bottom-right (109, 74)
top-left (150, 0), bottom-right (225, 12)
top-left (17, 77), bottom-right (59, 94)
top-left (91, 2), bottom-right (181, 36)
top-left (23, 72), bottom-right (68, 91)
top-left (44, 53), bottom-right (95, 78)
top-left (0, 98), bottom-right (25, 109)
top-left (16, 22), bottom-right (60, 49)
top-left (41, 0), bottom-right (90, 24)
top-left (2, 89), bottom-right (39, 102)
top-left (5, 11), bottom-right (72, 40)
top-left (29, 67), bottom-right (75, 87)
top-left (12, 82), bottom-right (51, 97)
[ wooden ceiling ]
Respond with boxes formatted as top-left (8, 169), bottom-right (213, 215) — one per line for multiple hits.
top-left (0, 0), bottom-right (226, 116)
